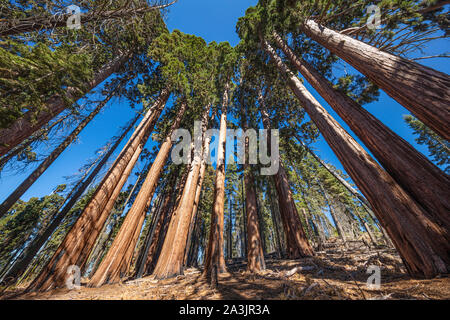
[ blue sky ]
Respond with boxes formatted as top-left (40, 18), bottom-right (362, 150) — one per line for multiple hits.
top-left (0, 0), bottom-right (448, 204)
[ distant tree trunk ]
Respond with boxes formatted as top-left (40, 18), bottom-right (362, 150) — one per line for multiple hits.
top-left (254, 187), bottom-right (267, 256)
top-left (350, 203), bottom-right (377, 247)
top-left (297, 22), bottom-right (450, 140)
top-left (153, 106), bottom-right (211, 280)
top-left (274, 32), bottom-right (450, 237)
top-left (227, 198), bottom-right (233, 260)
top-left (317, 181), bottom-right (347, 246)
top-left (0, 89), bottom-right (117, 218)
top-left (262, 37), bottom-right (449, 278)
top-left (0, 2), bottom-right (177, 36)
top-left (259, 98), bottom-right (313, 258)
top-left (0, 54), bottom-right (131, 157)
top-left (268, 182), bottom-right (283, 259)
top-left (27, 89), bottom-right (170, 291)
top-left (0, 113), bottom-right (139, 285)
top-left (203, 87), bottom-right (230, 284)
top-left (89, 102), bottom-right (186, 287)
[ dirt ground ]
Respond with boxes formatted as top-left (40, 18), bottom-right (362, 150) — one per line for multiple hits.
top-left (2, 242), bottom-right (449, 300)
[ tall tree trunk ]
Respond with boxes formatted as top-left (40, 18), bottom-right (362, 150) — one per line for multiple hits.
top-left (0, 113), bottom-right (139, 285)
top-left (0, 53), bottom-right (131, 157)
top-left (184, 127), bottom-right (212, 267)
top-left (241, 176), bottom-right (248, 259)
top-left (143, 166), bottom-right (189, 275)
top-left (89, 102), bottom-right (187, 287)
top-left (27, 89), bottom-right (170, 291)
top-left (254, 186), bottom-right (267, 256)
top-left (244, 167), bottom-right (266, 272)
top-left (134, 179), bottom-right (172, 279)
top-left (0, 89), bottom-right (117, 217)
top-left (203, 87), bottom-right (230, 283)
top-left (262, 37), bottom-right (449, 278)
top-left (259, 98), bottom-right (313, 258)
top-left (153, 106), bottom-right (210, 280)
top-left (0, 2), bottom-right (177, 36)
top-left (297, 21), bottom-right (450, 140)
top-left (274, 32), bottom-right (450, 236)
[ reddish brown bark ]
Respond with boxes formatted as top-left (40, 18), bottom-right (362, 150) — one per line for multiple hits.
top-left (203, 88), bottom-right (230, 282)
top-left (244, 167), bottom-right (266, 272)
top-left (262, 38), bottom-right (449, 278)
top-left (153, 107), bottom-right (210, 279)
top-left (258, 96), bottom-right (314, 258)
top-left (273, 32), bottom-right (450, 238)
top-left (184, 118), bottom-right (212, 266)
top-left (0, 53), bottom-right (130, 157)
top-left (299, 20), bottom-right (450, 140)
top-left (27, 89), bottom-right (169, 291)
top-left (89, 102), bottom-right (187, 287)
top-left (143, 166), bottom-right (190, 275)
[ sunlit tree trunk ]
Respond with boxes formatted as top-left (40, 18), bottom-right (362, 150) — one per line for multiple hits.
top-left (259, 95), bottom-right (313, 258)
top-left (143, 166), bottom-right (189, 275)
top-left (244, 167), bottom-right (266, 273)
top-left (274, 32), bottom-right (450, 238)
top-left (27, 89), bottom-right (170, 291)
top-left (89, 102), bottom-right (187, 287)
top-left (152, 106), bottom-right (211, 280)
top-left (203, 88), bottom-right (229, 285)
top-left (298, 21), bottom-right (450, 140)
top-left (262, 38), bottom-right (449, 278)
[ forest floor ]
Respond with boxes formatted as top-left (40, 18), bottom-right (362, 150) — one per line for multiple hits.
top-left (3, 240), bottom-right (449, 300)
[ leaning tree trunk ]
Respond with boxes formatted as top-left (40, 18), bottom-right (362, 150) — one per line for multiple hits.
top-left (295, 135), bottom-right (393, 245)
top-left (89, 102), bottom-right (187, 287)
top-left (298, 21), bottom-right (450, 140)
top-left (143, 166), bottom-right (189, 276)
top-left (259, 96), bottom-right (314, 258)
top-left (183, 120), bottom-right (212, 267)
top-left (153, 106), bottom-right (210, 280)
top-left (203, 87), bottom-right (230, 284)
top-left (0, 1), bottom-right (177, 36)
top-left (0, 89), bottom-right (117, 218)
top-left (274, 32), bottom-right (450, 236)
top-left (0, 113), bottom-right (139, 285)
top-left (262, 37), bottom-right (449, 278)
top-left (27, 89), bottom-right (169, 292)
top-left (0, 53), bottom-right (130, 157)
